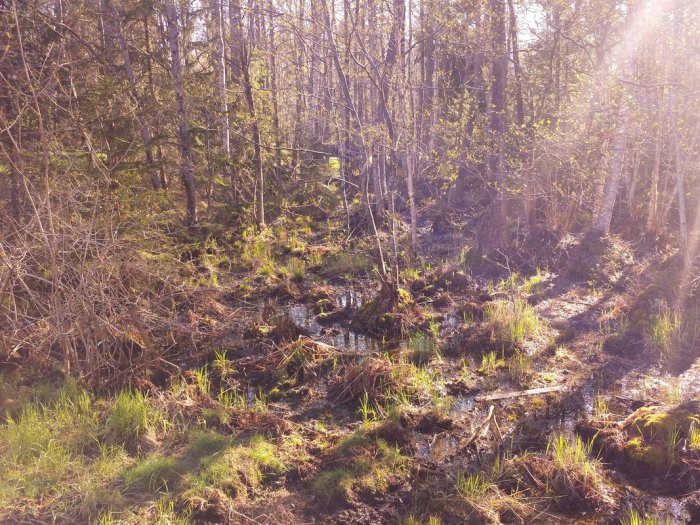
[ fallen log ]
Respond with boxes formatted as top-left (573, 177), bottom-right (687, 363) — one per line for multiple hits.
top-left (476, 385), bottom-right (565, 402)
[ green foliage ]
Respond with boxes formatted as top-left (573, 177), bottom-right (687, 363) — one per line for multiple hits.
top-left (646, 311), bottom-right (680, 355)
top-left (546, 433), bottom-right (605, 495)
top-left (312, 431), bottom-right (408, 505)
top-left (123, 455), bottom-right (183, 493)
top-left (508, 352), bottom-right (532, 383)
top-left (455, 472), bottom-right (488, 501)
top-left (484, 298), bottom-right (544, 345)
top-left (620, 510), bottom-right (675, 525)
top-left (690, 422), bottom-right (700, 451)
top-left (408, 332), bottom-right (440, 365)
top-left (106, 390), bottom-right (165, 446)
top-left (479, 351), bottom-right (501, 375)
top-left (193, 366), bottom-right (212, 395)
top-left (322, 251), bottom-right (372, 278)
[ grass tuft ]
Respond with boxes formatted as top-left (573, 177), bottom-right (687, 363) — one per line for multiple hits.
top-left (106, 390), bottom-right (165, 447)
top-left (484, 298), bottom-right (544, 345)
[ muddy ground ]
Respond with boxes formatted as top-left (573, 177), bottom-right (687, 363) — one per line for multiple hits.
top-left (2, 221), bottom-right (699, 524)
top-left (156, 224), bottom-right (699, 524)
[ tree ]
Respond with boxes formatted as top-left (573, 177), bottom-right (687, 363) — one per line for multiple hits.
top-left (165, 0), bottom-right (197, 225)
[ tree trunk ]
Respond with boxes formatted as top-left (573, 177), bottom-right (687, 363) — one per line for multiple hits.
top-left (593, 110), bottom-right (630, 236)
top-left (211, 0), bottom-right (231, 193)
top-left (111, 5), bottom-right (160, 190)
top-left (165, 0), bottom-right (197, 225)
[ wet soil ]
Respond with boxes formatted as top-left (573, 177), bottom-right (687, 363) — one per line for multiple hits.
top-left (157, 230), bottom-right (700, 523)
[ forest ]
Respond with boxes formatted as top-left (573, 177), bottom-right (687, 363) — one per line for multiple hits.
top-left (1, 0), bottom-right (699, 522)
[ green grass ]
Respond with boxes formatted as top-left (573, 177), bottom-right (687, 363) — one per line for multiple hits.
top-left (593, 395), bottom-right (609, 420)
top-left (212, 349), bottom-right (230, 378)
top-left (479, 351), bottom-right (500, 375)
top-left (0, 381), bottom-right (294, 523)
top-left (620, 510), bottom-right (676, 525)
top-left (400, 266), bottom-right (421, 283)
top-left (312, 422), bottom-right (408, 505)
top-left (196, 433), bottom-right (285, 497)
top-left (546, 432), bottom-right (605, 497)
top-left (484, 298), bottom-right (544, 345)
top-left (689, 422), bottom-right (700, 451)
top-left (0, 383), bottom-right (120, 519)
top-left (408, 332), bottom-right (440, 365)
top-left (522, 268), bottom-right (546, 295)
top-left (548, 433), bottom-right (595, 472)
top-left (400, 516), bottom-right (443, 525)
top-left (647, 311), bottom-right (680, 355)
top-left (193, 366), bottom-right (212, 395)
top-left (455, 472), bottom-right (488, 503)
top-left (123, 455), bottom-right (183, 493)
top-left (281, 258), bottom-right (306, 281)
top-left (106, 390), bottom-right (166, 446)
top-left (453, 469), bottom-right (524, 522)
top-left (508, 352), bottom-right (532, 383)
top-left (322, 251), bottom-right (372, 278)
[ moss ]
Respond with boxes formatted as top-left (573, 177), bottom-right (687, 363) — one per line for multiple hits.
top-left (629, 405), bottom-right (699, 442)
top-left (618, 402), bottom-right (700, 476)
top-left (624, 437), bottom-right (672, 473)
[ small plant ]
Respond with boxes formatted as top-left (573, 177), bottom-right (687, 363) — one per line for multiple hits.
top-left (508, 352), bottom-right (532, 383)
top-left (664, 424), bottom-right (681, 465)
top-left (593, 395), bottom-right (609, 420)
top-left (620, 510), bottom-right (675, 525)
top-left (431, 391), bottom-right (454, 416)
top-left (193, 366), bottom-right (212, 395)
top-left (400, 516), bottom-right (443, 525)
top-left (218, 387), bottom-right (246, 410)
top-left (665, 381), bottom-right (684, 405)
top-left (545, 432), bottom-right (607, 503)
top-left (359, 391), bottom-right (377, 423)
top-left (522, 268), bottom-right (546, 295)
top-left (480, 351), bottom-right (499, 375)
top-left (258, 262), bottom-right (275, 276)
top-left (253, 388), bottom-right (268, 411)
top-left (689, 422), bottom-right (700, 451)
top-left (456, 472), bottom-right (488, 501)
top-left (647, 310), bottom-right (680, 355)
top-left (152, 499), bottom-right (191, 525)
top-left (400, 267), bottom-right (421, 283)
top-left (408, 332), bottom-right (440, 365)
top-left (459, 358), bottom-right (471, 384)
top-left (548, 433), bottom-right (595, 472)
top-left (106, 390), bottom-right (164, 446)
top-left (212, 349), bottom-right (230, 378)
top-left (283, 258), bottom-right (306, 282)
top-left (428, 319), bottom-right (440, 339)
top-left (322, 251), bottom-right (371, 278)
top-left (484, 298), bottom-right (544, 345)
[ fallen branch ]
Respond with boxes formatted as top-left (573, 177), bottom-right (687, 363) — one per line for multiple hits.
top-left (476, 385), bottom-right (565, 402)
top-left (462, 405), bottom-right (495, 448)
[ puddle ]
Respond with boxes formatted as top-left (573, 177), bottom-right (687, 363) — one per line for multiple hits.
top-left (416, 434), bottom-right (459, 462)
top-left (442, 313), bottom-right (462, 334)
top-left (331, 329), bottom-right (376, 352)
top-left (289, 305), bottom-right (323, 335)
top-left (451, 395), bottom-right (476, 415)
top-left (337, 289), bottom-right (363, 309)
top-left (287, 296), bottom-right (400, 354)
